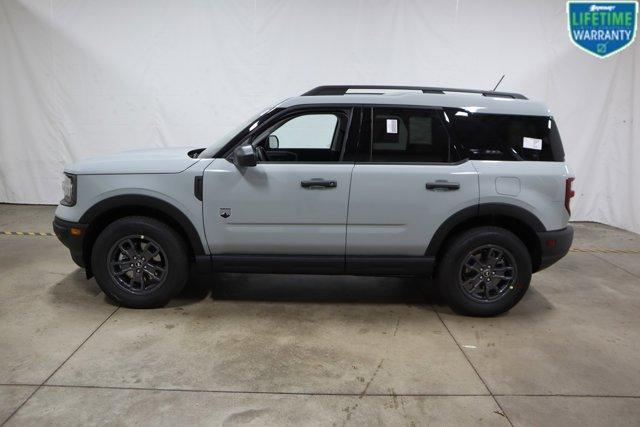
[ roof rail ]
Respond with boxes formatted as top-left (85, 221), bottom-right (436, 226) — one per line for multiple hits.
top-left (302, 85), bottom-right (528, 100)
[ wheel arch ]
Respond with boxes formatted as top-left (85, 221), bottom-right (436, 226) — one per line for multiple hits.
top-left (426, 203), bottom-right (545, 272)
top-left (79, 195), bottom-right (206, 277)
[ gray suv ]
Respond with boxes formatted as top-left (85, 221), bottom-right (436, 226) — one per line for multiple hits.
top-left (53, 85), bottom-right (574, 316)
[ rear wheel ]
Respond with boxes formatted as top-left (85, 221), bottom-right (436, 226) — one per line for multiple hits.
top-left (91, 216), bottom-right (189, 308)
top-left (437, 226), bottom-right (531, 317)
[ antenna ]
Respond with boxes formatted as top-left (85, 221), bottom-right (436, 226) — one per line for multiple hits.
top-left (492, 74), bottom-right (505, 91)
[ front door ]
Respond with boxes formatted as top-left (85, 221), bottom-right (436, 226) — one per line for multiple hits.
top-left (203, 108), bottom-right (357, 255)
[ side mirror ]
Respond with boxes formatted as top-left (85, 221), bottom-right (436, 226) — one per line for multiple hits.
top-left (233, 145), bottom-right (257, 167)
top-left (268, 135), bottom-right (279, 149)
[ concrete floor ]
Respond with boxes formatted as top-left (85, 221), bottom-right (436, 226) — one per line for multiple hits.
top-left (1, 204), bottom-right (639, 426)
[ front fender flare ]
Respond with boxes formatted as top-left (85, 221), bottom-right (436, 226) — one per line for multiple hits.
top-left (79, 194), bottom-right (206, 255)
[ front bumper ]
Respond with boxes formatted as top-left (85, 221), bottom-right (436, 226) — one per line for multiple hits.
top-left (537, 225), bottom-right (574, 271)
top-left (53, 216), bottom-right (88, 268)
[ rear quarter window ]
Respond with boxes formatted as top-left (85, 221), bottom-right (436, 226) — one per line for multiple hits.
top-left (445, 110), bottom-right (565, 162)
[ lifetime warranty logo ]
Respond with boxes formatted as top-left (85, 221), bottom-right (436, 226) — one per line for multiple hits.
top-left (567, 1), bottom-right (638, 58)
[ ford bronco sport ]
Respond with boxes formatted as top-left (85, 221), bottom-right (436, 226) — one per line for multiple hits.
top-left (54, 85), bottom-right (574, 316)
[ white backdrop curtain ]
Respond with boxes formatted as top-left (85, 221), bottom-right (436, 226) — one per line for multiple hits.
top-left (0, 0), bottom-right (638, 233)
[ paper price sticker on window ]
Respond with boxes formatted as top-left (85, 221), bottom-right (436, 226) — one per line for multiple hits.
top-left (523, 137), bottom-right (542, 150)
top-left (386, 119), bottom-right (398, 134)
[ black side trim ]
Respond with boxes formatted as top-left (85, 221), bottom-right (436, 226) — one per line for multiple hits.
top-left (194, 255), bottom-right (213, 274)
top-left (346, 256), bottom-right (434, 276)
top-left (537, 226), bottom-right (573, 271)
top-left (212, 255), bottom-right (344, 275)
top-left (202, 254), bottom-right (435, 276)
top-left (79, 195), bottom-right (206, 255)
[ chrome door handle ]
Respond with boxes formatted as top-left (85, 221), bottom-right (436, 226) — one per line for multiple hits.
top-left (301, 178), bottom-right (337, 189)
top-left (426, 180), bottom-right (460, 191)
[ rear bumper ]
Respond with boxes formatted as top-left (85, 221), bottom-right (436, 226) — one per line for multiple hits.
top-left (53, 216), bottom-right (88, 268)
top-left (537, 225), bottom-right (574, 271)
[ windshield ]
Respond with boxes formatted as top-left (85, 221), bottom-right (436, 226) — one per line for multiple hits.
top-left (199, 104), bottom-right (279, 158)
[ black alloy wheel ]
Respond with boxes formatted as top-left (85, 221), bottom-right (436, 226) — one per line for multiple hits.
top-left (107, 235), bottom-right (168, 295)
top-left (458, 244), bottom-right (517, 303)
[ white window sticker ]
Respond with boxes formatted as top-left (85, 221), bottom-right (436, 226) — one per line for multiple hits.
top-left (523, 137), bottom-right (542, 150)
top-left (386, 119), bottom-right (398, 134)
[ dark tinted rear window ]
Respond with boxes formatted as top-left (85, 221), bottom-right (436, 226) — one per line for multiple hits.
top-left (370, 108), bottom-right (451, 163)
top-left (444, 110), bottom-right (565, 161)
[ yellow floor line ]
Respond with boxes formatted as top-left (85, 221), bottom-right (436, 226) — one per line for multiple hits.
top-left (1, 231), bottom-right (55, 236)
top-left (570, 248), bottom-right (640, 254)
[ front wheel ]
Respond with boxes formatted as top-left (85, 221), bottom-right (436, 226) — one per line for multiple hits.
top-left (437, 226), bottom-right (532, 317)
top-left (91, 216), bottom-right (189, 308)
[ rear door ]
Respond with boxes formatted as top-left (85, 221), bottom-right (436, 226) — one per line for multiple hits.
top-left (346, 107), bottom-right (479, 256)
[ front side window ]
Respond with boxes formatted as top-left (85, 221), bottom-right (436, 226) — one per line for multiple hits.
top-left (252, 112), bottom-right (347, 162)
top-left (370, 108), bottom-right (451, 163)
top-left (271, 114), bottom-right (338, 149)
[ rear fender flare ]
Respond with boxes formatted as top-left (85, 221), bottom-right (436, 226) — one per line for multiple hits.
top-left (426, 203), bottom-right (545, 257)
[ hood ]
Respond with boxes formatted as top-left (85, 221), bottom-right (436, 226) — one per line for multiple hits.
top-left (65, 147), bottom-right (203, 175)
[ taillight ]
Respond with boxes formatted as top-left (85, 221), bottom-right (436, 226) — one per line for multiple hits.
top-left (565, 178), bottom-right (575, 214)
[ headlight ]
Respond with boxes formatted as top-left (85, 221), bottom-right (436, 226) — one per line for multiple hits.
top-left (61, 173), bottom-right (77, 206)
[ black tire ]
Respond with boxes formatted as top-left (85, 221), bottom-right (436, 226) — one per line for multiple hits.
top-left (91, 216), bottom-right (189, 308)
top-left (437, 226), bottom-right (532, 317)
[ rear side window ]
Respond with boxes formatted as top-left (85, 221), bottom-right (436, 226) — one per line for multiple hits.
top-left (445, 110), bottom-right (565, 161)
top-left (370, 108), bottom-right (450, 163)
